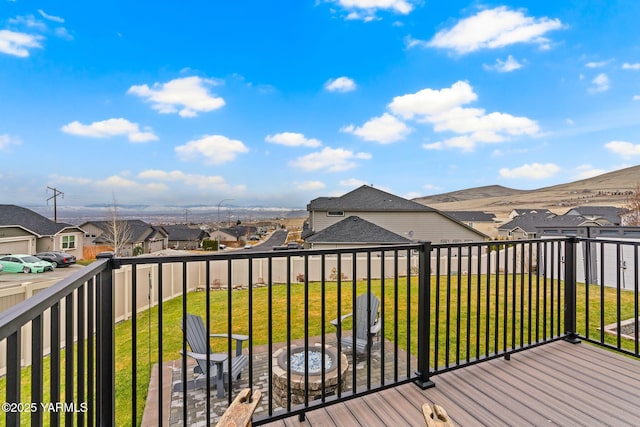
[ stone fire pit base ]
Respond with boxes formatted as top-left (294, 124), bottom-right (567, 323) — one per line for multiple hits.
top-left (272, 344), bottom-right (348, 407)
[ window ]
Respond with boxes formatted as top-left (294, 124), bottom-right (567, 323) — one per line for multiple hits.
top-left (327, 211), bottom-right (344, 217)
top-left (62, 235), bottom-right (76, 249)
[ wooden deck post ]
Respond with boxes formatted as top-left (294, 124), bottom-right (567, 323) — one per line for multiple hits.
top-left (563, 237), bottom-right (581, 344)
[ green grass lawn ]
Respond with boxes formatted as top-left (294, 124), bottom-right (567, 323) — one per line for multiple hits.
top-left (3, 275), bottom-right (638, 426)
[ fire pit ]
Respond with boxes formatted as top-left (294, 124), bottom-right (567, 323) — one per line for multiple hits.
top-left (272, 344), bottom-right (348, 406)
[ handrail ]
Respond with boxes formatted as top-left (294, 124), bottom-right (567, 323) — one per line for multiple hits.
top-left (0, 257), bottom-right (109, 341)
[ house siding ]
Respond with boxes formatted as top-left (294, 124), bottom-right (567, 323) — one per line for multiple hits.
top-left (312, 210), bottom-right (484, 243)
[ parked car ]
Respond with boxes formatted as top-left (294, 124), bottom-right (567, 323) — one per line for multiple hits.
top-left (35, 251), bottom-right (77, 267)
top-left (0, 254), bottom-right (55, 273)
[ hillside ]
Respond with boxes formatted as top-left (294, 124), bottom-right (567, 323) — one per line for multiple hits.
top-left (414, 164), bottom-right (640, 220)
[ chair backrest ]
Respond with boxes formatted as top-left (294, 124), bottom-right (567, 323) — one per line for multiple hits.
top-left (182, 313), bottom-right (211, 371)
top-left (354, 293), bottom-right (380, 339)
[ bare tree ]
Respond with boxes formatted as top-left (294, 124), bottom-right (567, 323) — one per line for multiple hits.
top-left (622, 182), bottom-right (640, 226)
top-left (101, 195), bottom-right (133, 256)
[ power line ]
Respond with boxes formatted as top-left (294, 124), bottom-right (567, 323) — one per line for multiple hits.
top-left (46, 187), bottom-right (64, 223)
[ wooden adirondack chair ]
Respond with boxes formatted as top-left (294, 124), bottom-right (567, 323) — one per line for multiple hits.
top-left (174, 313), bottom-right (249, 398)
top-left (331, 293), bottom-right (381, 357)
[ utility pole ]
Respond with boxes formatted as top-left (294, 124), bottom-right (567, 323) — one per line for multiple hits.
top-left (184, 208), bottom-right (191, 225)
top-left (47, 187), bottom-right (64, 223)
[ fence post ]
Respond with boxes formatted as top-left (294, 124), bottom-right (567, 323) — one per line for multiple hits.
top-left (96, 252), bottom-right (116, 425)
top-left (563, 237), bottom-right (581, 344)
top-left (415, 241), bottom-right (435, 389)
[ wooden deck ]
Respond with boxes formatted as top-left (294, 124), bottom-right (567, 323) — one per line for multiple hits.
top-left (261, 340), bottom-right (640, 427)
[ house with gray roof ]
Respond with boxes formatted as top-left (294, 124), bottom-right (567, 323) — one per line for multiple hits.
top-left (305, 185), bottom-right (488, 248)
top-left (563, 206), bottom-right (622, 225)
top-left (0, 204), bottom-right (85, 258)
top-left (80, 219), bottom-right (168, 256)
top-left (500, 213), bottom-right (604, 239)
top-left (164, 224), bottom-right (210, 249)
top-left (305, 216), bottom-right (412, 249)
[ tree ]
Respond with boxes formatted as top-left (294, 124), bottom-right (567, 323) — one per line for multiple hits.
top-left (101, 195), bottom-right (133, 256)
top-left (622, 182), bottom-right (640, 226)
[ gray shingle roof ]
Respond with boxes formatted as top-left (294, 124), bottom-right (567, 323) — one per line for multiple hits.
top-left (0, 204), bottom-right (73, 236)
top-left (444, 211), bottom-right (496, 222)
top-left (307, 185), bottom-right (434, 212)
top-left (164, 225), bottom-right (209, 241)
top-left (305, 216), bottom-right (412, 244)
top-left (86, 219), bottom-right (164, 243)
top-left (564, 206), bottom-right (622, 224)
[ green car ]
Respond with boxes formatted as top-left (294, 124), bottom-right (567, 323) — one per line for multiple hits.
top-left (0, 254), bottom-right (55, 273)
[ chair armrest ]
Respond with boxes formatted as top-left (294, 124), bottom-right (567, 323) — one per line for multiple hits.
top-left (370, 320), bottom-right (382, 335)
top-left (210, 333), bottom-right (249, 342)
top-left (181, 350), bottom-right (227, 363)
top-left (330, 312), bottom-right (353, 327)
top-left (210, 333), bottom-right (249, 357)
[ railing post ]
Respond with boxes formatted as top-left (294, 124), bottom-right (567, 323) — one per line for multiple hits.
top-left (96, 252), bottom-right (116, 425)
top-left (563, 237), bottom-right (581, 344)
top-left (415, 241), bottom-right (435, 389)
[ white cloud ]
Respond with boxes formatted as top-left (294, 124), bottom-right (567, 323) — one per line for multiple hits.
top-left (340, 178), bottom-right (368, 187)
top-left (589, 73), bottom-right (609, 93)
top-left (37, 9), bottom-right (64, 23)
top-left (342, 113), bottom-right (411, 143)
top-left (138, 169), bottom-right (229, 190)
top-left (499, 163), bottom-right (560, 179)
top-left (0, 134), bottom-right (21, 150)
top-left (324, 76), bottom-right (357, 92)
top-left (622, 63), bottom-right (640, 70)
top-left (335, 0), bottom-right (414, 16)
top-left (585, 60), bottom-right (610, 68)
top-left (573, 164), bottom-right (607, 180)
top-left (290, 147), bottom-right (371, 172)
top-left (389, 81), bottom-right (538, 151)
top-left (633, 95), bottom-right (640, 101)
top-left (483, 55), bottom-right (523, 72)
top-left (605, 140), bottom-right (640, 157)
top-left (426, 6), bottom-right (563, 54)
top-left (61, 118), bottom-right (158, 142)
top-left (128, 76), bottom-right (225, 117)
top-left (265, 132), bottom-right (322, 147)
top-left (175, 134), bottom-right (248, 164)
top-left (402, 191), bottom-right (423, 200)
top-left (0, 29), bottom-right (43, 57)
top-left (296, 181), bottom-right (326, 191)
top-left (389, 81), bottom-right (477, 119)
top-left (48, 174), bottom-right (92, 185)
top-left (95, 175), bottom-right (138, 188)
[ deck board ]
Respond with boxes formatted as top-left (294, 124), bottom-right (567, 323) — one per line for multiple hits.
top-left (260, 341), bottom-right (640, 427)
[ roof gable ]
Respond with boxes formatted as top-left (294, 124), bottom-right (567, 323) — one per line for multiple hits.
top-left (0, 204), bottom-right (73, 236)
top-left (308, 185), bottom-right (433, 212)
top-left (306, 216), bottom-right (412, 244)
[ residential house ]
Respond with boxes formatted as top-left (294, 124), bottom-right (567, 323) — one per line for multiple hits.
top-left (305, 216), bottom-right (412, 249)
top-left (508, 208), bottom-right (554, 220)
top-left (501, 213), bottom-right (602, 239)
top-left (80, 219), bottom-right (168, 256)
top-left (163, 224), bottom-right (210, 250)
top-left (563, 206), bottom-right (622, 225)
top-left (0, 204), bottom-right (84, 258)
top-left (304, 185), bottom-right (488, 248)
top-left (444, 210), bottom-right (497, 237)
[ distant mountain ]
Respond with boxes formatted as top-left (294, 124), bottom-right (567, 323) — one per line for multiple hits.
top-left (414, 185), bottom-right (525, 204)
top-left (413, 164), bottom-right (640, 218)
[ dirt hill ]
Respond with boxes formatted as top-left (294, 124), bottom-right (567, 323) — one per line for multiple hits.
top-left (414, 164), bottom-right (640, 221)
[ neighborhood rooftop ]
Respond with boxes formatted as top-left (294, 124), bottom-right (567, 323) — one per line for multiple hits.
top-left (307, 185), bottom-right (435, 212)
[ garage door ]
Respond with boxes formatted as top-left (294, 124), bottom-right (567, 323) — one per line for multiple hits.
top-left (0, 239), bottom-right (31, 255)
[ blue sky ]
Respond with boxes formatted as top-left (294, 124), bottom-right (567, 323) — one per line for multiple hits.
top-left (2, 1), bottom-right (640, 209)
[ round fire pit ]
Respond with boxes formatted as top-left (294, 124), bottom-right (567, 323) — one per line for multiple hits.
top-left (272, 344), bottom-right (348, 407)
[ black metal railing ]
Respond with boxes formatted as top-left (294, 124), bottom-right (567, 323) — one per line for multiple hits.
top-left (1, 236), bottom-right (639, 426)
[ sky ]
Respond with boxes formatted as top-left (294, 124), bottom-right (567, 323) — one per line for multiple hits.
top-left (2, 1), bottom-right (640, 210)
